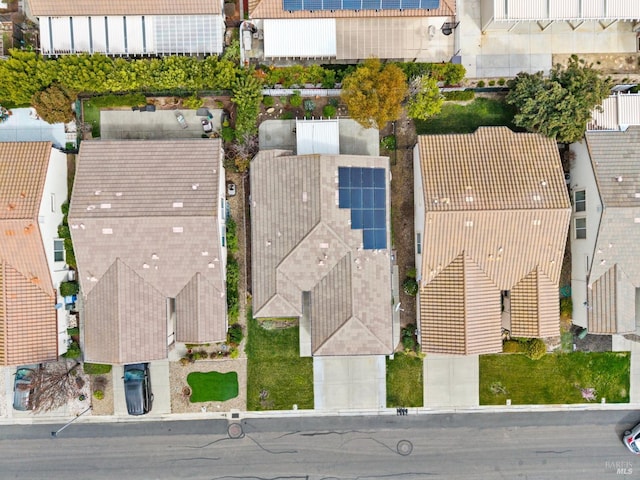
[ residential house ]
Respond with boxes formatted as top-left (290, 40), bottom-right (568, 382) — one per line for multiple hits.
top-left (245, 0), bottom-right (456, 62)
top-left (68, 139), bottom-right (227, 365)
top-left (26, 0), bottom-right (225, 56)
top-left (414, 127), bottom-right (570, 355)
top-left (251, 150), bottom-right (393, 357)
top-left (570, 127), bottom-right (640, 335)
top-left (0, 142), bottom-right (69, 366)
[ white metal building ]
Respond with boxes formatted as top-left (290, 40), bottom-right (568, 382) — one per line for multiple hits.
top-left (589, 94), bottom-right (640, 131)
top-left (28, 0), bottom-right (225, 55)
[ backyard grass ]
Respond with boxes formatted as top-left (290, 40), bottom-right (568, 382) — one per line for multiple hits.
top-left (246, 309), bottom-right (313, 410)
top-left (82, 93), bottom-right (146, 138)
top-left (386, 353), bottom-right (423, 407)
top-left (187, 371), bottom-right (239, 402)
top-left (414, 97), bottom-right (518, 135)
top-left (480, 351), bottom-right (630, 405)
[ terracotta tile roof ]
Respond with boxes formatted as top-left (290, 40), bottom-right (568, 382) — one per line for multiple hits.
top-left (583, 128), bottom-right (640, 334)
top-left (251, 151), bottom-right (393, 356)
top-left (250, 0), bottom-right (454, 18)
top-left (510, 268), bottom-right (559, 338)
top-left (0, 142), bottom-right (58, 366)
top-left (69, 140), bottom-right (227, 364)
top-left (416, 128), bottom-right (570, 354)
top-left (28, 0), bottom-right (221, 17)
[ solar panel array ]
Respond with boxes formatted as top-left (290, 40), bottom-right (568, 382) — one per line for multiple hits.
top-left (338, 167), bottom-right (387, 250)
top-left (283, 0), bottom-right (439, 11)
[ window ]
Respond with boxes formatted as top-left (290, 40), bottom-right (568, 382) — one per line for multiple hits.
top-left (574, 190), bottom-right (586, 212)
top-left (416, 233), bottom-right (422, 254)
top-left (575, 217), bottom-right (586, 239)
top-left (50, 194), bottom-right (56, 212)
top-left (54, 239), bottom-right (65, 262)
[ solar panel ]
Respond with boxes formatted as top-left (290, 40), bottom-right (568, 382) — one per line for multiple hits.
top-left (401, 0), bottom-right (420, 7)
top-left (362, 0), bottom-right (381, 9)
top-left (381, 0), bottom-right (401, 9)
top-left (283, 0), bottom-right (304, 10)
top-left (304, 0), bottom-right (323, 10)
top-left (323, 0), bottom-right (342, 9)
top-left (342, 0), bottom-right (361, 9)
top-left (339, 188), bottom-right (350, 208)
top-left (338, 166), bottom-right (387, 250)
top-left (351, 209), bottom-right (363, 229)
top-left (419, 0), bottom-right (439, 7)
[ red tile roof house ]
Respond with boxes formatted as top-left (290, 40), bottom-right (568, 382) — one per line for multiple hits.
top-left (26, 0), bottom-right (225, 56)
top-left (413, 127), bottom-right (571, 355)
top-left (0, 142), bottom-right (70, 366)
top-left (68, 139), bottom-right (228, 364)
top-left (244, 0), bottom-right (457, 62)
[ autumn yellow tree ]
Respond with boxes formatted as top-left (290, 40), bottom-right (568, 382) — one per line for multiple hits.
top-left (341, 58), bottom-right (408, 130)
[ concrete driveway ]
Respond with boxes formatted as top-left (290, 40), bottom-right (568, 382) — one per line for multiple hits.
top-left (424, 354), bottom-right (479, 408)
top-left (112, 360), bottom-right (171, 416)
top-left (100, 109), bottom-right (223, 140)
top-left (313, 356), bottom-right (386, 410)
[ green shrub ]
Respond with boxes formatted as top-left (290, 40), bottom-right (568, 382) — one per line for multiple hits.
top-left (477, 80), bottom-right (486, 88)
top-left (230, 347), bottom-right (240, 359)
top-left (227, 323), bottom-right (244, 345)
top-left (90, 93), bottom-right (146, 108)
top-left (59, 281), bottom-right (79, 297)
top-left (526, 338), bottom-right (547, 360)
top-left (497, 78), bottom-right (506, 86)
top-left (226, 216), bottom-right (239, 254)
top-left (183, 95), bottom-right (203, 109)
top-left (406, 267), bottom-right (417, 279)
top-left (262, 95), bottom-right (274, 107)
top-left (321, 69), bottom-right (337, 88)
top-left (560, 297), bottom-right (573, 318)
top-left (488, 80), bottom-right (496, 86)
top-left (67, 327), bottom-right (79, 336)
top-left (226, 255), bottom-right (240, 324)
top-left (84, 363), bottom-right (112, 375)
top-left (322, 104), bottom-right (337, 117)
top-left (289, 91), bottom-right (302, 107)
top-left (443, 90), bottom-right (475, 101)
top-left (403, 277), bottom-right (418, 296)
top-left (380, 135), bottom-right (396, 151)
top-left (303, 99), bottom-right (316, 112)
top-left (64, 237), bottom-right (76, 268)
top-left (502, 340), bottom-right (524, 353)
top-left (221, 125), bottom-right (236, 142)
top-left (61, 202), bottom-right (69, 215)
top-left (58, 224), bottom-right (70, 239)
top-left (280, 111), bottom-right (294, 120)
top-left (93, 390), bottom-right (104, 400)
top-left (401, 324), bottom-right (417, 351)
top-left (63, 341), bottom-right (81, 358)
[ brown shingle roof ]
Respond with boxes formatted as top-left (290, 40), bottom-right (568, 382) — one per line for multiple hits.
top-left (0, 142), bottom-right (58, 366)
top-left (251, 151), bottom-right (393, 356)
top-left (70, 140), bottom-right (227, 364)
top-left (416, 128), bottom-right (570, 354)
top-left (250, 0), bottom-right (454, 18)
top-left (28, 0), bottom-right (221, 17)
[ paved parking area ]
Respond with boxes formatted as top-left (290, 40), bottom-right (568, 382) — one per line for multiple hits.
top-left (313, 356), bottom-right (386, 410)
top-left (112, 360), bottom-right (171, 416)
top-left (424, 354), bottom-right (479, 408)
top-left (100, 109), bottom-right (223, 140)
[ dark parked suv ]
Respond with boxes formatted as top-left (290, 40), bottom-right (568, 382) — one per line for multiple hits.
top-left (123, 363), bottom-right (153, 416)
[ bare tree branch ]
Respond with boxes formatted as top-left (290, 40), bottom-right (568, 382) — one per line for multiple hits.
top-left (30, 360), bottom-right (83, 413)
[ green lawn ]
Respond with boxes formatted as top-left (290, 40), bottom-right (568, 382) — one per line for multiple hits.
top-left (246, 310), bottom-right (313, 410)
top-left (386, 353), bottom-right (423, 407)
top-left (187, 371), bottom-right (239, 402)
top-left (480, 352), bottom-right (630, 405)
top-left (82, 100), bottom-right (101, 138)
top-left (81, 94), bottom-right (146, 138)
top-left (414, 97), bottom-right (518, 135)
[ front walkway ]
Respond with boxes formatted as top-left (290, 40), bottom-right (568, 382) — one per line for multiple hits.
top-left (424, 354), bottom-right (479, 408)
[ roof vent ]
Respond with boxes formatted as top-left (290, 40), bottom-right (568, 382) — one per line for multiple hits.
top-left (71, 224), bottom-right (79, 229)
top-left (617, 176), bottom-right (623, 182)
top-left (464, 220), bottom-right (473, 227)
top-left (533, 194), bottom-right (541, 201)
top-left (600, 259), bottom-right (606, 265)
top-left (540, 181), bottom-right (547, 187)
top-left (172, 227), bottom-right (183, 233)
top-left (115, 192), bottom-right (123, 197)
top-left (80, 224), bottom-right (85, 230)
top-left (94, 190), bottom-right (101, 195)
top-left (302, 192), bottom-right (308, 202)
top-left (151, 253), bottom-right (159, 260)
top-left (532, 219), bottom-right (541, 226)
top-left (89, 276), bottom-right (97, 282)
top-left (101, 228), bottom-right (113, 234)
top-left (173, 202), bottom-right (183, 208)
top-left (7, 203), bottom-right (15, 210)
top-left (266, 240), bottom-right (272, 247)
top-left (634, 218), bottom-right (640, 224)
top-left (192, 183), bottom-right (199, 190)
top-left (320, 242), bottom-right (329, 249)
top-left (201, 251), bottom-right (209, 256)
top-left (19, 192), bottom-right (26, 198)
top-left (100, 203), bottom-right (111, 209)
top-left (86, 205), bottom-right (96, 211)
top-left (208, 262), bottom-right (215, 268)
top-left (143, 263), bottom-right (150, 269)
top-left (465, 196), bottom-right (473, 202)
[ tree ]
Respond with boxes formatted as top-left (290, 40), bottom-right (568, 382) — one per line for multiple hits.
top-left (31, 84), bottom-right (76, 124)
top-left (406, 75), bottom-right (443, 120)
top-left (231, 73), bottom-right (264, 137)
top-left (341, 58), bottom-right (408, 129)
top-left (30, 360), bottom-right (88, 413)
top-left (506, 56), bottom-right (612, 143)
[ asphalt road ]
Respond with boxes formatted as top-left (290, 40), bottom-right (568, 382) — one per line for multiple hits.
top-left (3, 411), bottom-right (640, 479)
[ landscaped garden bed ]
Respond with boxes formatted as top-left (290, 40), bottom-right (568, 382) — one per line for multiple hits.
top-left (480, 351), bottom-right (630, 405)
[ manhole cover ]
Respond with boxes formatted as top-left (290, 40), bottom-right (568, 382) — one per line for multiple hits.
top-left (396, 440), bottom-right (413, 456)
top-left (227, 423), bottom-right (244, 439)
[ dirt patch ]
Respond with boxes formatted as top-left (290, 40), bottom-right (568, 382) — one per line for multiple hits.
top-left (257, 95), bottom-right (347, 122)
top-left (553, 53), bottom-right (640, 82)
top-left (382, 110), bottom-right (418, 331)
top-left (90, 374), bottom-right (114, 416)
